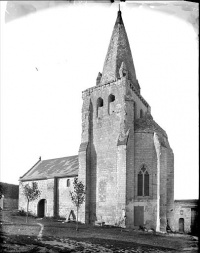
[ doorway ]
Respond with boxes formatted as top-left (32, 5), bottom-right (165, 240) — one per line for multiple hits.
top-left (38, 199), bottom-right (46, 218)
top-left (179, 218), bottom-right (184, 233)
top-left (134, 206), bottom-right (144, 226)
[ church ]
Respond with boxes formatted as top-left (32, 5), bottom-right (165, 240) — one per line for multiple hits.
top-left (19, 9), bottom-right (175, 232)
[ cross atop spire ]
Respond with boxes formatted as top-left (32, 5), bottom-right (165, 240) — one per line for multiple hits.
top-left (99, 9), bottom-right (140, 92)
top-left (116, 6), bottom-right (123, 25)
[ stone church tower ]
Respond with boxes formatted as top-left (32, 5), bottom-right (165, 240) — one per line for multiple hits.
top-left (78, 9), bottom-right (174, 232)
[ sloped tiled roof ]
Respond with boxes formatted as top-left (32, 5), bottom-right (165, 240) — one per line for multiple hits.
top-left (20, 155), bottom-right (78, 181)
top-left (134, 112), bottom-right (171, 148)
top-left (134, 113), bottom-right (167, 137)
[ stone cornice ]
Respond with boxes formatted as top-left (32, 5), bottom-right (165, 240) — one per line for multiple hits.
top-left (82, 78), bottom-right (149, 108)
top-left (82, 79), bottom-right (122, 98)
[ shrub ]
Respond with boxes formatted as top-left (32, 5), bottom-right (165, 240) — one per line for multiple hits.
top-left (17, 209), bottom-right (36, 218)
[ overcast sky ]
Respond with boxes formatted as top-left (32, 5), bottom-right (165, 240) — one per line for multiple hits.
top-left (0, 1), bottom-right (199, 200)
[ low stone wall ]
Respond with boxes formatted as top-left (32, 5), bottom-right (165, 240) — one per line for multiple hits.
top-left (1, 197), bottom-right (18, 210)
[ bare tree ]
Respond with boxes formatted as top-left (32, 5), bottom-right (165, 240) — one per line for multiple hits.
top-left (70, 178), bottom-right (85, 231)
top-left (21, 182), bottom-right (41, 223)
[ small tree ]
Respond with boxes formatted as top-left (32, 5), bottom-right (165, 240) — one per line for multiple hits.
top-left (22, 182), bottom-right (41, 223)
top-left (70, 178), bottom-right (85, 231)
top-left (0, 184), bottom-right (4, 199)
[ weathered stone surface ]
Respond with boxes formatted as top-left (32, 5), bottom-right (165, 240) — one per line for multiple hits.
top-left (19, 177), bottom-right (76, 219)
top-left (173, 200), bottom-right (198, 233)
top-left (18, 9), bottom-right (177, 233)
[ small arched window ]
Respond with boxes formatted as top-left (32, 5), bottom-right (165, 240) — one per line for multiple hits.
top-left (97, 97), bottom-right (103, 107)
top-left (97, 97), bottom-right (103, 118)
top-left (67, 179), bottom-right (70, 187)
top-left (108, 94), bottom-right (115, 115)
top-left (138, 165), bottom-right (149, 196)
top-left (140, 109), bottom-right (144, 118)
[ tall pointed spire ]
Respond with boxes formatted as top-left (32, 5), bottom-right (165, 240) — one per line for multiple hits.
top-left (100, 9), bottom-right (140, 91)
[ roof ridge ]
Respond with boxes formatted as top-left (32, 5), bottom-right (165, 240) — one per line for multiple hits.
top-left (40, 155), bottom-right (78, 162)
top-left (19, 158), bottom-right (41, 180)
top-left (19, 155), bottom-right (79, 181)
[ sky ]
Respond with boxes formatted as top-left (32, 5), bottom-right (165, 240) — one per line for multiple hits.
top-left (0, 1), bottom-right (199, 200)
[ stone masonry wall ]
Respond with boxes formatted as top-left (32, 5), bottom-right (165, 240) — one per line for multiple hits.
top-left (93, 80), bottom-right (126, 225)
top-left (116, 145), bottom-right (127, 225)
top-left (160, 146), bottom-right (168, 231)
top-left (19, 178), bottom-right (77, 219)
top-left (166, 146), bottom-right (174, 230)
top-left (173, 202), bottom-right (192, 233)
top-left (19, 180), bottom-right (47, 216)
top-left (127, 200), bottom-right (157, 229)
top-left (46, 178), bottom-right (56, 217)
top-left (129, 132), bottom-right (158, 229)
top-left (1, 198), bottom-right (18, 210)
top-left (79, 75), bottom-right (151, 226)
top-left (79, 78), bottom-right (128, 225)
top-left (131, 131), bottom-right (174, 232)
top-left (78, 95), bottom-right (92, 223)
top-left (57, 177), bottom-right (76, 219)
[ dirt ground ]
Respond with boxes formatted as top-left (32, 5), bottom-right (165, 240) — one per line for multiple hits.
top-left (0, 210), bottom-right (198, 252)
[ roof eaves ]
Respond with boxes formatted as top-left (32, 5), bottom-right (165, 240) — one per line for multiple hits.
top-left (20, 173), bottom-right (78, 182)
top-left (174, 199), bottom-right (199, 203)
top-left (20, 177), bottom-right (47, 182)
